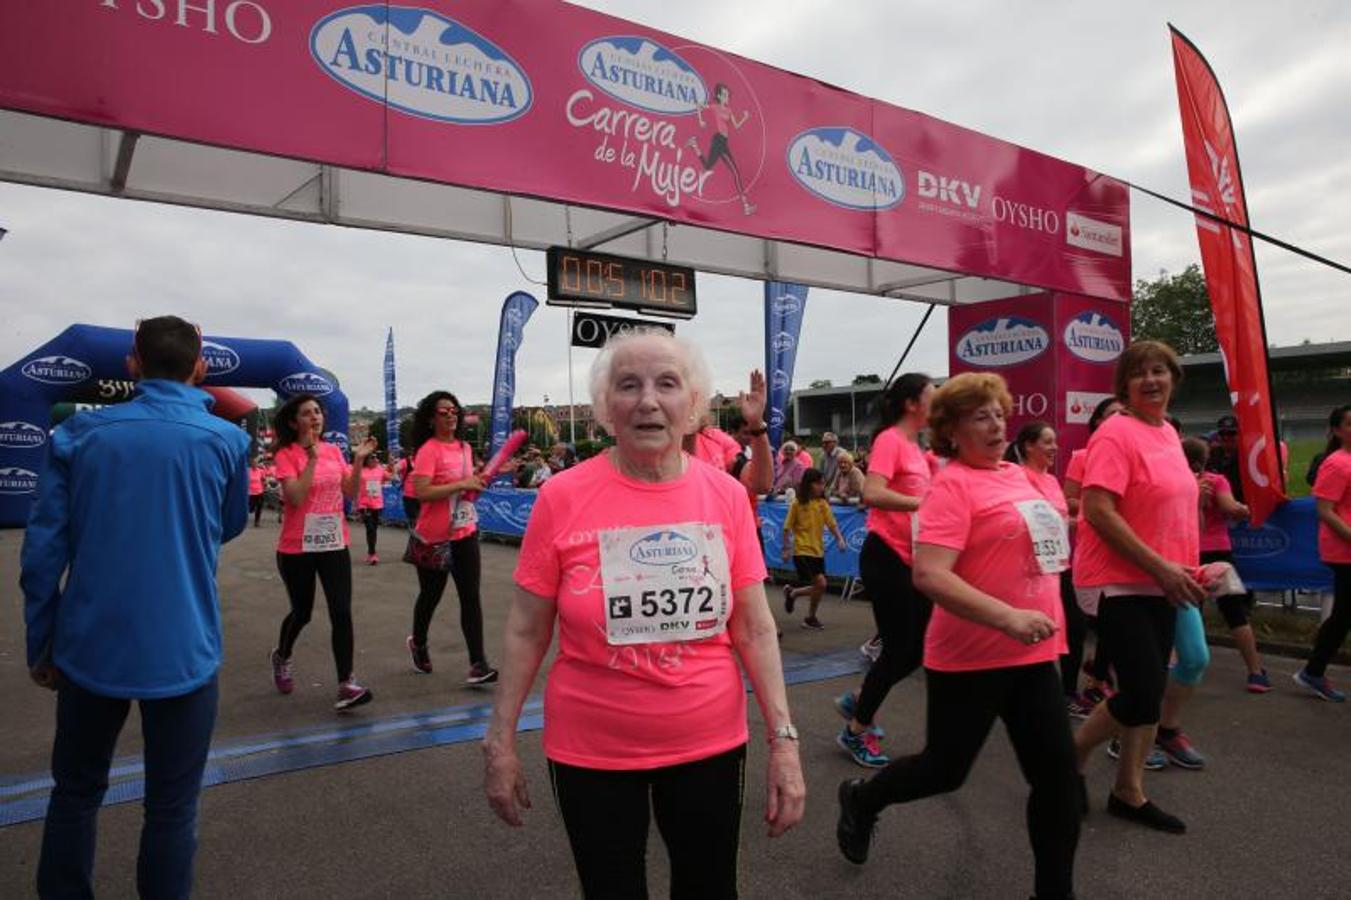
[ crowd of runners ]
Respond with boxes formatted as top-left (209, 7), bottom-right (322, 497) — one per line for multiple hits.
top-left (18, 318), bottom-right (1351, 898)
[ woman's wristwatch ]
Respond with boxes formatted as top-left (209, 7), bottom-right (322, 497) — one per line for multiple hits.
top-left (747, 422), bottom-right (769, 437)
top-left (769, 724), bottom-right (799, 744)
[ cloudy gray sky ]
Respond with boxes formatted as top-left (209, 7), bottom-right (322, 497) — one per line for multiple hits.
top-left (1, 0), bottom-right (1347, 412)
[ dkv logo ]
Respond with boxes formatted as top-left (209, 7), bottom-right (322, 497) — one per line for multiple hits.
top-left (1063, 312), bottom-right (1124, 364)
top-left (629, 529), bottom-right (698, 566)
top-left (201, 341), bottom-right (241, 377)
top-left (22, 355), bottom-right (92, 385)
top-left (579, 36), bottom-right (707, 115)
top-left (279, 372), bottom-right (334, 396)
top-left (787, 127), bottom-right (904, 210)
top-left (311, 6), bottom-right (532, 125)
top-left (0, 467), bottom-right (39, 495)
top-left (0, 421), bottom-right (47, 449)
top-left (955, 318), bottom-right (1050, 368)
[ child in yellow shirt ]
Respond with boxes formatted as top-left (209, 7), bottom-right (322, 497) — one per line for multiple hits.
top-left (782, 468), bottom-right (845, 629)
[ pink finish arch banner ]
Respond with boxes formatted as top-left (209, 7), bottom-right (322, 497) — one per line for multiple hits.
top-left (0, 1), bottom-right (1129, 300)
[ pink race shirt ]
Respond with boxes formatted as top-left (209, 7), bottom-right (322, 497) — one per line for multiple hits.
top-left (917, 461), bottom-right (1067, 672)
top-left (412, 440), bottom-right (477, 543)
top-left (1313, 449), bottom-right (1351, 564)
top-left (865, 427), bottom-right (931, 564)
top-left (1023, 467), bottom-right (1069, 520)
top-left (273, 442), bottom-right (351, 554)
top-left (398, 457), bottom-right (418, 498)
top-left (1200, 471), bottom-right (1233, 553)
top-left (357, 465), bottom-right (388, 511)
top-left (1074, 415), bottom-right (1199, 589)
top-left (692, 427), bottom-right (741, 472)
top-left (514, 453), bottom-right (767, 770)
top-left (248, 466), bottom-right (265, 496)
top-left (710, 103), bottom-right (733, 136)
top-left (1064, 448), bottom-right (1087, 485)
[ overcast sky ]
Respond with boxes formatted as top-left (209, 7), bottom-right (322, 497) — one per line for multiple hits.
top-left (1, 0), bottom-right (1347, 412)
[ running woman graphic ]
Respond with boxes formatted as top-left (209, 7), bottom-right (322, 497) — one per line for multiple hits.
top-left (686, 83), bottom-right (755, 215)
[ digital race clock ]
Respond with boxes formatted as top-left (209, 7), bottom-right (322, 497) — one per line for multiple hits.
top-left (546, 247), bottom-right (697, 319)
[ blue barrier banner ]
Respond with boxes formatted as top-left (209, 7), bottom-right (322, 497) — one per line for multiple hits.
top-left (763, 283), bottom-right (809, 452)
top-left (383, 328), bottom-right (400, 464)
top-left (758, 500), bottom-right (867, 578)
top-left (1229, 496), bottom-right (1332, 591)
top-left (488, 292), bottom-right (539, 460)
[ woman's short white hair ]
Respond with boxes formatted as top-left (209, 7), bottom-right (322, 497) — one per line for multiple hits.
top-left (589, 329), bottom-right (713, 434)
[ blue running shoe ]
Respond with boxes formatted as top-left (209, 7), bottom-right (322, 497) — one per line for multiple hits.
top-left (837, 726), bottom-right (889, 768)
top-left (833, 693), bottom-right (885, 738)
top-left (1106, 738), bottom-right (1167, 770)
top-left (1294, 669), bottom-right (1346, 702)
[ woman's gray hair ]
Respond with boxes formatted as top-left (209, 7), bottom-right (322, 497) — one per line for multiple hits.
top-left (589, 329), bottom-right (713, 434)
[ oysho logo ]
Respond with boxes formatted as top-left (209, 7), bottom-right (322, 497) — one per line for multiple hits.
top-left (1063, 312), bottom-right (1125, 364)
top-left (629, 529), bottom-right (698, 566)
top-left (1065, 212), bottom-right (1124, 258)
top-left (279, 372), bottom-right (334, 396)
top-left (0, 421), bottom-right (47, 449)
top-left (579, 36), bottom-right (707, 115)
top-left (22, 355), bottom-right (92, 385)
top-left (311, 6), bottom-right (532, 125)
top-left (201, 341), bottom-right (241, 377)
top-left (787, 127), bottom-right (904, 210)
top-left (0, 467), bottom-right (39, 495)
top-left (1231, 523), bottom-right (1290, 559)
top-left (955, 318), bottom-right (1050, 368)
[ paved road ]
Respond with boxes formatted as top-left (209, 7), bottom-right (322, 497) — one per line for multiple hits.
top-left (2, 522), bottom-right (1348, 898)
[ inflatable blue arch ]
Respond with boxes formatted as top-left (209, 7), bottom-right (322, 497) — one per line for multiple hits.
top-left (0, 324), bottom-right (349, 528)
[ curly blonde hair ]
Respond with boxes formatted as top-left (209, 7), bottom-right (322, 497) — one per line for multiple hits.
top-left (927, 373), bottom-right (1013, 458)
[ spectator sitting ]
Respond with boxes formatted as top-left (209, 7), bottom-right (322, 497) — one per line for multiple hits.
top-left (516, 448), bottom-right (551, 489)
top-left (547, 442), bottom-right (573, 474)
top-left (827, 450), bottom-right (866, 503)
top-left (772, 441), bottom-right (809, 496)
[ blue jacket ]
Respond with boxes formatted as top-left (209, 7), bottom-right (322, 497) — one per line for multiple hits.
top-left (21, 380), bottom-right (250, 699)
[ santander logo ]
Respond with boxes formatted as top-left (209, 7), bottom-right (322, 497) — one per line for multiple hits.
top-left (311, 6), bottom-right (532, 125)
top-left (578, 37), bottom-right (707, 115)
top-left (955, 318), bottom-right (1050, 368)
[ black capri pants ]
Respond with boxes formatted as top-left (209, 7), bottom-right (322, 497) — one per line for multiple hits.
top-left (1098, 595), bottom-right (1176, 727)
top-left (548, 744), bottom-right (746, 900)
top-left (854, 533), bottom-right (932, 726)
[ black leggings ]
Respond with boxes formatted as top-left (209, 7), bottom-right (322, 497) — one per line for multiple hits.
top-left (402, 495), bottom-right (421, 528)
top-left (856, 663), bottom-right (1079, 900)
top-left (695, 132), bottom-right (747, 199)
top-left (1307, 563), bottom-right (1351, 677)
top-left (1099, 596), bottom-right (1176, 726)
top-left (360, 508), bottom-right (381, 555)
top-left (275, 549), bottom-right (354, 682)
top-left (411, 535), bottom-right (485, 665)
top-left (1200, 549), bottom-right (1252, 628)
top-left (548, 744), bottom-right (746, 900)
top-left (1059, 571), bottom-right (1087, 696)
top-left (250, 494), bottom-right (264, 526)
top-left (854, 533), bottom-right (932, 726)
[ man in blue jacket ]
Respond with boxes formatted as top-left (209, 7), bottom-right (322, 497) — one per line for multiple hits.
top-left (22, 316), bottom-right (250, 899)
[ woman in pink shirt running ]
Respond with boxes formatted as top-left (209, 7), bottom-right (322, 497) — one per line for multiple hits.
top-left (836, 373), bottom-right (1078, 900)
top-left (1072, 341), bottom-right (1205, 834)
top-left (483, 331), bottom-right (804, 898)
top-left (356, 452), bottom-right (390, 564)
top-left (1295, 404), bottom-right (1351, 702)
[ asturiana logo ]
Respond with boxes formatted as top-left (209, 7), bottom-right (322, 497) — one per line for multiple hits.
top-left (279, 372), bottom-right (334, 396)
top-left (1063, 312), bottom-right (1125, 364)
top-left (787, 127), bottom-right (904, 210)
top-left (1232, 524), bottom-right (1290, 559)
top-left (955, 318), bottom-right (1050, 368)
top-left (201, 341), bottom-right (241, 377)
top-left (0, 467), bottom-right (39, 495)
top-left (771, 331), bottom-right (797, 354)
top-left (311, 6), bottom-right (532, 125)
top-left (21, 355), bottom-right (92, 385)
top-left (629, 529), bottom-right (698, 566)
top-left (579, 36), bottom-right (707, 115)
top-left (0, 421), bottom-right (47, 449)
top-left (322, 431), bottom-right (351, 453)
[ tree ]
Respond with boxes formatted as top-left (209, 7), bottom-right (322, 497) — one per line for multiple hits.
top-left (1130, 264), bottom-right (1218, 355)
top-left (852, 373), bottom-right (882, 385)
top-left (808, 379), bottom-right (833, 389)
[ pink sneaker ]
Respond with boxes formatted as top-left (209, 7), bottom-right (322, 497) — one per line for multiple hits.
top-left (270, 649), bottom-right (294, 695)
top-left (335, 678), bottom-right (373, 711)
top-left (367, 553), bottom-right (379, 566)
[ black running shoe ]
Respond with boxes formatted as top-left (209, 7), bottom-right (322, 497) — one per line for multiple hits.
top-left (836, 779), bottom-right (878, 864)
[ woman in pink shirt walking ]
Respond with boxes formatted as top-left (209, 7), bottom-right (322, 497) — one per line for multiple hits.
top-left (836, 373), bottom-right (1078, 900)
top-left (1295, 404), bottom-right (1351, 702)
top-left (483, 331), bottom-right (803, 898)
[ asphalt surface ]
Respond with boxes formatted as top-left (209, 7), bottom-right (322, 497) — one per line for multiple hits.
top-left (2, 521), bottom-right (1349, 899)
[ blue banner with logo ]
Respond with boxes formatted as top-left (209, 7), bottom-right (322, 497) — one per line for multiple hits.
top-left (383, 328), bottom-right (400, 464)
top-left (764, 282), bottom-right (809, 451)
top-left (488, 292), bottom-right (539, 460)
top-left (1229, 497), bottom-right (1332, 591)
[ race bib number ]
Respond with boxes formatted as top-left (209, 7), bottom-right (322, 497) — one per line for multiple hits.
top-left (1016, 499), bottom-right (1070, 574)
top-left (302, 512), bottom-right (344, 553)
top-left (365, 480), bottom-right (382, 498)
top-left (451, 500), bottom-right (478, 529)
top-left (599, 522), bottom-right (731, 645)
